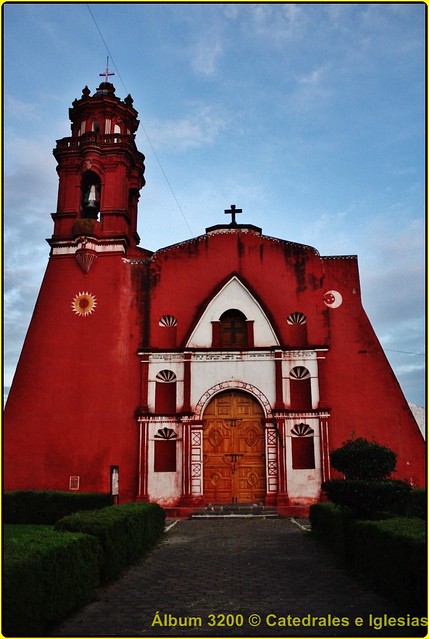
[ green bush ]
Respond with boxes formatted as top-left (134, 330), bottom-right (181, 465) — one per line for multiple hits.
top-left (55, 502), bottom-right (165, 581)
top-left (348, 518), bottom-right (426, 614)
top-left (309, 502), bottom-right (352, 562)
top-left (330, 437), bottom-right (397, 480)
top-left (322, 479), bottom-right (412, 517)
top-left (3, 529), bottom-right (100, 636)
top-left (310, 503), bottom-right (426, 614)
top-left (406, 489), bottom-right (426, 519)
top-left (3, 491), bottom-right (114, 524)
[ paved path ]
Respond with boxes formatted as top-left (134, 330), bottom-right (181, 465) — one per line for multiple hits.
top-left (52, 518), bottom-right (422, 637)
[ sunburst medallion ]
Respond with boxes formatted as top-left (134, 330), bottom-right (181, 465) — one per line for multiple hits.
top-left (71, 292), bottom-right (97, 316)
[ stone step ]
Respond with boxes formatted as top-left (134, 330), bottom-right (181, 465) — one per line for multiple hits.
top-left (191, 503), bottom-right (279, 518)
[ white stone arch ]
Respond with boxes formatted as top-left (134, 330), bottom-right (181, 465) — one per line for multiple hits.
top-left (194, 380), bottom-right (273, 419)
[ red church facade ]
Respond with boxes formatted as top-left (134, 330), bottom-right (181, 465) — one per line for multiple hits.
top-left (4, 80), bottom-right (425, 515)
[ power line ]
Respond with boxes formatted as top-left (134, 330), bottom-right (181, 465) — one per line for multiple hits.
top-left (86, 4), bottom-right (194, 237)
top-left (139, 125), bottom-right (194, 236)
top-left (384, 349), bottom-right (425, 357)
top-left (86, 6), bottom-right (127, 92)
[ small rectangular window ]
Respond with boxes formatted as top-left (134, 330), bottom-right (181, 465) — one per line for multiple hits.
top-left (292, 437), bottom-right (315, 469)
top-left (155, 381), bottom-right (177, 414)
top-left (154, 440), bottom-right (176, 472)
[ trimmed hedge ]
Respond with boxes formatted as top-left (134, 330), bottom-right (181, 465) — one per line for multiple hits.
top-left (4, 503), bottom-right (166, 635)
top-left (3, 490), bottom-right (114, 524)
top-left (310, 503), bottom-right (426, 614)
top-left (308, 501), bottom-right (353, 562)
top-left (349, 517), bottom-right (426, 614)
top-left (406, 488), bottom-right (426, 519)
top-left (322, 478), bottom-right (412, 517)
top-left (3, 529), bottom-right (100, 636)
top-left (55, 502), bottom-right (166, 581)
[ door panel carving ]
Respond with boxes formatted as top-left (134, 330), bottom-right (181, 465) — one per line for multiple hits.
top-left (203, 391), bottom-right (265, 503)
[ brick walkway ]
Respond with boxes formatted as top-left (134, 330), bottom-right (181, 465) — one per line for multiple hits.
top-left (52, 518), bottom-right (424, 637)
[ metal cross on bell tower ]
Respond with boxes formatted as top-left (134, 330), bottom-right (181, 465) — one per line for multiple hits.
top-left (224, 204), bottom-right (242, 225)
top-left (99, 57), bottom-right (115, 83)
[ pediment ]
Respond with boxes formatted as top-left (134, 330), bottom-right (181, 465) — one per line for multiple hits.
top-left (186, 276), bottom-right (279, 348)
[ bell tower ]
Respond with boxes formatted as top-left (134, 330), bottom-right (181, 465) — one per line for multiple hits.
top-left (50, 73), bottom-right (145, 260)
top-left (4, 73), bottom-right (149, 498)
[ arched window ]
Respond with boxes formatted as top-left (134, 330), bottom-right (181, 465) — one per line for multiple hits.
top-left (158, 315), bottom-right (178, 348)
top-left (154, 427), bottom-right (177, 472)
top-left (219, 309), bottom-right (247, 348)
top-left (291, 423), bottom-right (315, 469)
top-left (286, 312), bottom-right (308, 346)
top-left (289, 366), bottom-right (312, 410)
top-left (81, 170), bottom-right (101, 219)
top-left (155, 370), bottom-right (177, 414)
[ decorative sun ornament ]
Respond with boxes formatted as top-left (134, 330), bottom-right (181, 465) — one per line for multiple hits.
top-left (71, 292), bottom-right (97, 316)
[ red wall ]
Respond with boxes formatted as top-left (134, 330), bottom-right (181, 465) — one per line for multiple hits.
top-left (4, 251), bottom-right (142, 500)
top-left (5, 228), bottom-right (425, 497)
top-left (143, 231), bottom-right (425, 485)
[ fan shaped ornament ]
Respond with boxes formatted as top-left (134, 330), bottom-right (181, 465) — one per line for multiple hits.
top-left (287, 312), bottom-right (307, 325)
top-left (291, 423), bottom-right (314, 437)
top-left (156, 370), bottom-right (177, 383)
top-left (159, 315), bottom-right (178, 327)
top-left (154, 427), bottom-right (177, 440)
top-left (71, 292), bottom-right (97, 317)
top-left (290, 366), bottom-right (311, 380)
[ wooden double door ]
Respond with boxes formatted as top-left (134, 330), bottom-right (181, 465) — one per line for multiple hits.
top-left (203, 391), bottom-right (266, 503)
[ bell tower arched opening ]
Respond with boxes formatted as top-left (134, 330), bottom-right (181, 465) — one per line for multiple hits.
top-left (81, 170), bottom-right (101, 219)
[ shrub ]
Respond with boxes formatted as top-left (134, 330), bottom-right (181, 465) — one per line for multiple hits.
top-left (322, 479), bottom-right (412, 518)
top-left (3, 491), bottom-right (114, 524)
top-left (406, 489), bottom-right (427, 519)
top-left (55, 502), bottom-right (165, 581)
top-left (309, 502), bottom-right (352, 562)
top-left (348, 517), bottom-right (426, 613)
top-left (3, 529), bottom-right (100, 636)
top-left (310, 503), bottom-right (426, 614)
top-left (330, 437), bottom-right (397, 480)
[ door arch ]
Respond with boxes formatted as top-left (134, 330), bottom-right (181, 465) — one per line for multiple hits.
top-left (203, 390), bottom-right (266, 503)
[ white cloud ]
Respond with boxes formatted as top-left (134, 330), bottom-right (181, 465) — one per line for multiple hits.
top-left (248, 4), bottom-right (306, 44)
top-left (4, 95), bottom-right (41, 122)
top-left (144, 105), bottom-right (229, 152)
top-left (190, 34), bottom-right (225, 77)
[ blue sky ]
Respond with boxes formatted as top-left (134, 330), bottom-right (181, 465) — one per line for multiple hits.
top-left (3, 2), bottom-right (426, 406)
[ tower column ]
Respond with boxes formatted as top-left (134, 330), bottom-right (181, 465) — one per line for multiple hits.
top-left (179, 420), bottom-right (193, 505)
top-left (182, 353), bottom-right (192, 413)
top-left (275, 416), bottom-right (290, 513)
top-left (274, 350), bottom-right (285, 409)
top-left (136, 419), bottom-right (149, 501)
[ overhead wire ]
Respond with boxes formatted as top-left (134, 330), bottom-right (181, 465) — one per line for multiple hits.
top-left (86, 4), bottom-right (194, 237)
top-left (384, 349), bottom-right (425, 357)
